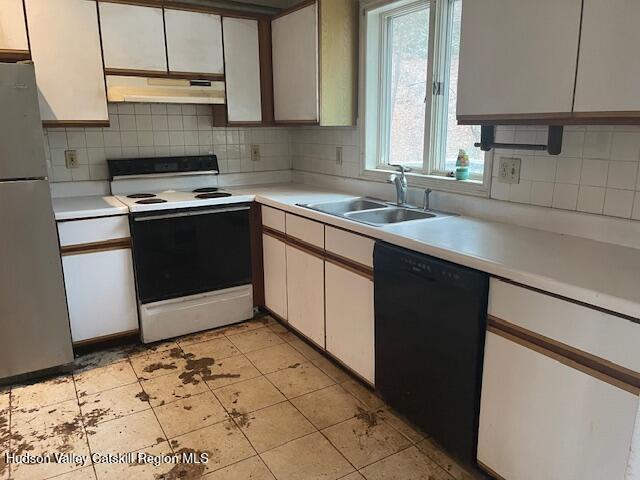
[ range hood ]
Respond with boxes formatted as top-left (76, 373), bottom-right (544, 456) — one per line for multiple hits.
top-left (106, 75), bottom-right (225, 104)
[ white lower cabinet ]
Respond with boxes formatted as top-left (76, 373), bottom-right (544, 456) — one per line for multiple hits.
top-left (325, 262), bottom-right (374, 383)
top-left (262, 233), bottom-right (288, 320)
top-left (478, 331), bottom-right (638, 480)
top-left (286, 244), bottom-right (325, 347)
top-left (62, 248), bottom-right (138, 343)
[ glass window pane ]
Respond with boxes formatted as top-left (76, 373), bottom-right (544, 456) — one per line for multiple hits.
top-left (387, 7), bottom-right (429, 167)
top-left (443, 0), bottom-right (483, 175)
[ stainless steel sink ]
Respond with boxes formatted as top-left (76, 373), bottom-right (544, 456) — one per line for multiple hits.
top-left (344, 207), bottom-right (438, 226)
top-left (300, 197), bottom-right (389, 216)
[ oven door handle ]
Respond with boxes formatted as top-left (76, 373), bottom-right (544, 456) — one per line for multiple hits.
top-left (133, 205), bottom-right (250, 222)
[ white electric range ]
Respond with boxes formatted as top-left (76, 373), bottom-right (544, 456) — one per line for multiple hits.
top-left (109, 155), bottom-right (256, 344)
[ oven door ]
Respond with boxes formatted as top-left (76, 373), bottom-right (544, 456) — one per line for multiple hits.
top-left (130, 204), bottom-right (252, 304)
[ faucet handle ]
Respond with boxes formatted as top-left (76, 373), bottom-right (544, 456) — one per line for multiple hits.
top-left (389, 164), bottom-right (412, 174)
top-left (423, 188), bottom-right (433, 211)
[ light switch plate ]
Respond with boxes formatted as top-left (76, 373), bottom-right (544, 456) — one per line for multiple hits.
top-left (65, 150), bottom-right (79, 169)
top-left (498, 157), bottom-right (521, 184)
top-left (251, 145), bottom-right (260, 162)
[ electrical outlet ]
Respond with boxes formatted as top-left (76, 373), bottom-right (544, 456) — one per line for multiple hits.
top-left (336, 146), bottom-right (343, 165)
top-left (251, 144), bottom-right (260, 162)
top-left (498, 157), bottom-right (521, 184)
top-left (65, 150), bottom-right (79, 169)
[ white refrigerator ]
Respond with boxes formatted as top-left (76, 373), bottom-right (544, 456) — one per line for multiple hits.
top-left (0, 62), bottom-right (73, 380)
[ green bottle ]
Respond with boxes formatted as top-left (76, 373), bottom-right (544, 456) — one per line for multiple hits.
top-left (455, 149), bottom-right (469, 180)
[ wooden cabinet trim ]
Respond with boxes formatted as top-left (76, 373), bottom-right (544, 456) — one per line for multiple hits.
top-left (72, 329), bottom-right (138, 348)
top-left (60, 237), bottom-right (131, 256)
top-left (0, 49), bottom-right (31, 61)
top-left (488, 315), bottom-right (640, 395)
top-left (104, 67), bottom-right (224, 81)
top-left (458, 112), bottom-right (640, 126)
top-left (250, 203), bottom-right (265, 307)
top-left (285, 235), bottom-right (325, 261)
top-left (98, 0), bottom-right (271, 20)
top-left (325, 253), bottom-right (373, 281)
top-left (494, 276), bottom-right (639, 325)
top-left (43, 120), bottom-right (110, 128)
top-left (272, 0), bottom-right (316, 20)
top-left (257, 17), bottom-right (274, 125)
top-left (262, 225), bottom-right (287, 242)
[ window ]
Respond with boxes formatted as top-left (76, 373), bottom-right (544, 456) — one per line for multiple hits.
top-left (362, 0), bottom-right (490, 193)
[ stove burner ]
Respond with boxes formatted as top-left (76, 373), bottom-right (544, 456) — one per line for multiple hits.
top-left (193, 187), bottom-right (219, 193)
top-left (127, 193), bottom-right (156, 199)
top-left (195, 192), bottom-right (232, 199)
top-left (136, 198), bottom-right (168, 204)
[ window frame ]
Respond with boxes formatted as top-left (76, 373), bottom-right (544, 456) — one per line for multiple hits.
top-left (359, 0), bottom-right (493, 197)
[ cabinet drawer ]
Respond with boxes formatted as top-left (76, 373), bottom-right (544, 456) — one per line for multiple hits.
top-left (58, 216), bottom-right (130, 247)
top-left (325, 226), bottom-right (374, 268)
top-left (489, 278), bottom-right (640, 373)
top-left (285, 213), bottom-right (324, 248)
top-left (262, 206), bottom-right (285, 232)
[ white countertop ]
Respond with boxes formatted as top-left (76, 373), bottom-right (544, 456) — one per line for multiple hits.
top-left (52, 195), bottom-right (128, 220)
top-left (52, 183), bottom-right (640, 319)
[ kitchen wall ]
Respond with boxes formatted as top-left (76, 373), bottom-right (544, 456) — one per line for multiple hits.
top-left (44, 103), bottom-right (291, 183)
top-left (290, 125), bottom-right (640, 221)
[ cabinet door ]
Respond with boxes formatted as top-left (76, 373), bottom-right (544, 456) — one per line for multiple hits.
top-left (478, 331), bottom-right (638, 480)
top-left (165, 9), bottom-right (223, 75)
top-left (24, 0), bottom-right (108, 123)
top-left (99, 2), bottom-right (167, 72)
top-left (62, 249), bottom-right (138, 343)
top-left (263, 233), bottom-right (287, 320)
top-left (0, 0), bottom-right (29, 53)
top-left (574, 0), bottom-right (640, 113)
top-left (271, 2), bottom-right (319, 122)
top-left (457, 0), bottom-right (581, 118)
top-left (325, 262), bottom-right (374, 383)
top-left (286, 244), bottom-right (324, 347)
top-left (223, 17), bottom-right (262, 124)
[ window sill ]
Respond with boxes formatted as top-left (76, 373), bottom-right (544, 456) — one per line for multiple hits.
top-left (360, 167), bottom-right (491, 197)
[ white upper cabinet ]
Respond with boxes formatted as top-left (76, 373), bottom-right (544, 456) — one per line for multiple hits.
top-left (574, 0), bottom-right (640, 113)
top-left (165, 9), bottom-right (224, 75)
top-left (457, 0), bottom-right (582, 119)
top-left (0, 0), bottom-right (29, 53)
top-left (24, 0), bottom-right (108, 124)
top-left (99, 2), bottom-right (167, 72)
top-left (272, 3), bottom-right (319, 122)
top-left (223, 17), bottom-right (262, 124)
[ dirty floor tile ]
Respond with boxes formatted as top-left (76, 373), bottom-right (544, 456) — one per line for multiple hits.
top-left (175, 328), bottom-right (226, 348)
top-left (227, 328), bottom-right (285, 353)
top-left (245, 343), bottom-right (307, 375)
top-left (312, 356), bottom-right (353, 383)
top-left (180, 337), bottom-right (240, 361)
top-left (266, 362), bottom-right (334, 399)
top-left (125, 340), bottom-right (179, 359)
top-left (376, 408), bottom-right (424, 444)
top-left (340, 472), bottom-right (366, 480)
top-left (204, 455), bottom-right (275, 480)
top-left (50, 466), bottom-right (97, 480)
top-left (93, 442), bottom-right (175, 480)
top-left (322, 415), bottom-right (411, 469)
top-left (214, 376), bottom-right (286, 415)
top-left (140, 369), bottom-right (208, 407)
top-left (75, 361), bottom-right (138, 396)
top-left (287, 338), bottom-right (324, 362)
top-left (80, 382), bottom-right (149, 425)
top-left (260, 432), bottom-right (354, 480)
top-left (340, 380), bottom-right (384, 409)
top-left (169, 420), bottom-right (255, 474)
top-left (359, 446), bottom-right (452, 480)
top-left (74, 347), bottom-right (129, 371)
top-left (154, 391), bottom-right (228, 439)
top-left (235, 401), bottom-right (315, 453)
top-left (201, 354), bottom-right (261, 390)
top-left (291, 384), bottom-right (363, 430)
top-left (417, 437), bottom-right (476, 480)
top-left (87, 409), bottom-right (165, 455)
top-left (130, 348), bottom-right (188, 380)
top-left (11, 375), bottom-right (76, 411)
top-left (222, 317), bottom-right (276, 336)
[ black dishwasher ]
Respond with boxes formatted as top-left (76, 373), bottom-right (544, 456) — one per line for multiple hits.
top-left (374, 242), bottom-right (488, 465)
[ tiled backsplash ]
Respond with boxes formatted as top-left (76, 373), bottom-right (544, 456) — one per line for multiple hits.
top-left (44, 103), bottom-right (291, 183)
top-left (289, 125), bottom-right (640, 221)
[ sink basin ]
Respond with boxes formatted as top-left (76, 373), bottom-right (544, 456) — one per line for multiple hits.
top-left (301, 197), bottom-right (388, 216)
top-left (345, 208), bottom-right (437, 225)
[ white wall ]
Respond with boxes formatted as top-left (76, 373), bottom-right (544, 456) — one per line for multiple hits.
top-left (44, 103), bottom-right (291, 182)
top-left (290, 125), bottom-right (640, 222)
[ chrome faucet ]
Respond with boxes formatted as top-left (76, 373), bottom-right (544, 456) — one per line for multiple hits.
top-left (423, 188), bottom-right (432, 211)
top-left (388, 165), bottom-right (411, 206)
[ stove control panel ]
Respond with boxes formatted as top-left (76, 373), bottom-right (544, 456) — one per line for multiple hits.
top-left (108, 155), bottom-right (218, 179)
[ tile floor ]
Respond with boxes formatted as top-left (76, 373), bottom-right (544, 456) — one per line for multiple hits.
top-left (0, 316), bottom-right (483, 480)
